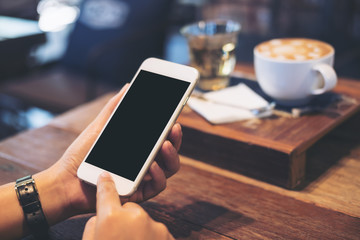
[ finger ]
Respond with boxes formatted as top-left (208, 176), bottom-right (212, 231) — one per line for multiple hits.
top-left (121, 202), bottom-right (149, 215)
top-left (96, 172), bottom-right (122, 217)
top-left (121, 201), bottom-right (142, 210)
top-left (157, 140), bottom-right (180, 178)
top-left (167, 123), bottom-right (182, 152)
top-left (82, 216), bottom-right (96, 240)
top-left (144, 124), bottom-right (181, 180)
top-left (142, 162), bottom-right (167, 200)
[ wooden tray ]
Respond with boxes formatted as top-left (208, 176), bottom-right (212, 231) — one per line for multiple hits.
top-left (178, 77), bottom-right (360, 189)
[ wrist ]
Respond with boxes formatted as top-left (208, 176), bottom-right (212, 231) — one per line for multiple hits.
top-left (33, 167), bottom-right (73, 226)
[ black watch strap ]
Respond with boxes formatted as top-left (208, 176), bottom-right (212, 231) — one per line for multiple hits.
top-left (15, 175), bottom-right (49, 239)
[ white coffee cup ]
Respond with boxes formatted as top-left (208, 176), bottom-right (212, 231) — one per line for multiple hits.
top-left (254, 38), bottom-right (337, 106)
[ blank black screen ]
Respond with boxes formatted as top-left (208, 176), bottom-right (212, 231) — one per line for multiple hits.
top-left (85, 70), bottom-right (190, 181)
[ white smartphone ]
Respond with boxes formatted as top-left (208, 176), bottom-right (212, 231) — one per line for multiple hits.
top-left (77, 58), bottom-right (199, 196)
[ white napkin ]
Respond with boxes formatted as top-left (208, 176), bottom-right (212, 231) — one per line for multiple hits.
top-left (188, 83), bottom-right (272, 124)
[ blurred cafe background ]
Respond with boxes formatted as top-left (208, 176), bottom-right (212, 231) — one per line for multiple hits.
top-left (0, 0), bottom-right (359, 140)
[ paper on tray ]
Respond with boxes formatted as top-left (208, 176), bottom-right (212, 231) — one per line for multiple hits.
top-left (187, 83), bottom-right (272, 124)
top-left (203, 83), bottom-right (269, 109)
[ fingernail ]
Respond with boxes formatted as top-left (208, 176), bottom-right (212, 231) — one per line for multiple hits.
top-left (176, 123), bottom-right (182, 132)
top-left (99, 171), bottom-right (111, 179)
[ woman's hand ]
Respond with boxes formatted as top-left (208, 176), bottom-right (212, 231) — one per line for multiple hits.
top-left (82, 172), bottom-right (174, 240)
top-left (0, 84), bottom-right (181, 239)
top-left (40, 84), bottom-right (182, 223)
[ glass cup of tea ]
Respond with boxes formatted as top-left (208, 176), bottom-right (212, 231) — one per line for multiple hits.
top-left (181, 19), bottom-right (241, 91)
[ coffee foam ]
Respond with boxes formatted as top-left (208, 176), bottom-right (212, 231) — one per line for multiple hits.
top-left (256, 38), bottom-right (333, 61)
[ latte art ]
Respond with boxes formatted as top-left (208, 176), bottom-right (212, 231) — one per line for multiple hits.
top-left (256, 38), bottom-right (333, 61)
top-left (254, 38), bottom-right (337, 106)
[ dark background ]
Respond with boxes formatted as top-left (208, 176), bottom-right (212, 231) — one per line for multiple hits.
top-left (0, 0), bottom-right (359, 140)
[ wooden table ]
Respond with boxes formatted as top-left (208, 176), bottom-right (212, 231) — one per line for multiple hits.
top-left (178, 76), bottom-right (360, 189)
top-left (0, 78), bottom-right (359, 239)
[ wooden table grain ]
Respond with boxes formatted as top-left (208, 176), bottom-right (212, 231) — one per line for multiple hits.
top-left (0, 86), bottom-right (359, 239)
